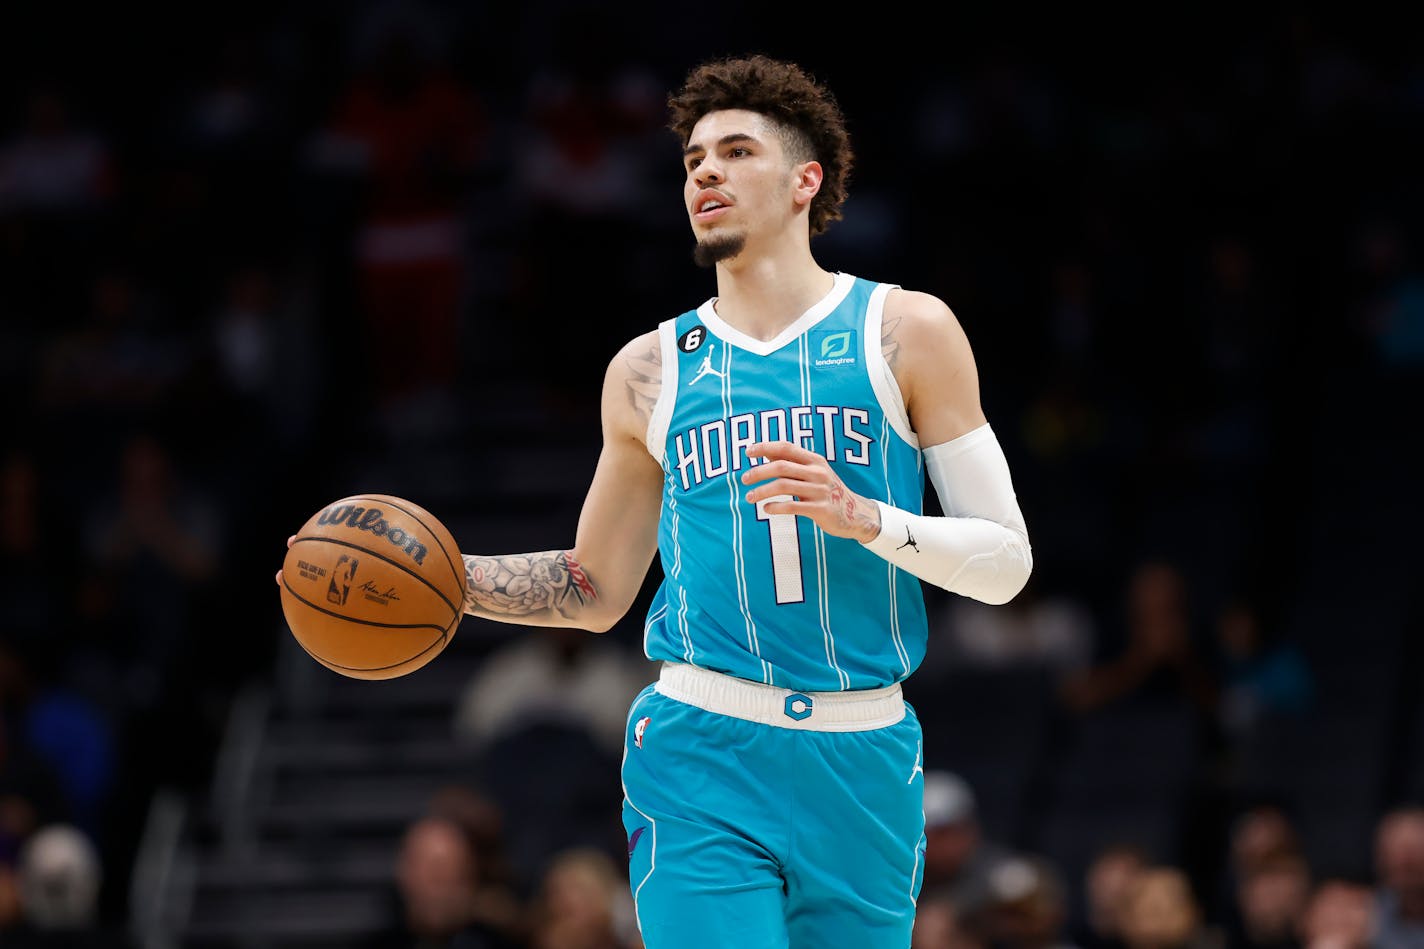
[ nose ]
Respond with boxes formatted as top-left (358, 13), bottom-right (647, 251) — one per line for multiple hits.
top-left (694, 158), bottom-right (723, 187)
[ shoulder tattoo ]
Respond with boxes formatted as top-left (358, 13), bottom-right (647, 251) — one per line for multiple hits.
top-left (623, 335), bottom-right (662, 427)
top-left (881, 312), bottom-right (902, 370)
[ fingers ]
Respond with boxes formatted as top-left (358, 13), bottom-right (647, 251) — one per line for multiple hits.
top-left (746, 478), bottom-right (824, 505)
top-left (747, 440), bottom-right (822, 466)
top-left (742, 443), bottom-right (838, 509)
top-left (760, 498), bottom-right (819, 517)
top-left (740, 459), bottom-right (821, 487)
top-left (277, 534), bottom-right (296, 586)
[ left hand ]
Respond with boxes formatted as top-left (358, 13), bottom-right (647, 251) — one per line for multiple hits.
top-left (742, 441), bottom-right (881, 543)
top-left (275, 534), bottom-right (295, 586)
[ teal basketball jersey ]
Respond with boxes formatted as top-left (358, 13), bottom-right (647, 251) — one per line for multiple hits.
top-left (641, 272), bottom-right (927, 692)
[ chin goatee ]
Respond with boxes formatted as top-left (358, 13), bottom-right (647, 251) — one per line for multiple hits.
top-left (693, 233), bottom-right (747, 268)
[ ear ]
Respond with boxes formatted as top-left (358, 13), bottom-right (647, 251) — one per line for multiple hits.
top-left (791, 160), bottom-right (823, 209)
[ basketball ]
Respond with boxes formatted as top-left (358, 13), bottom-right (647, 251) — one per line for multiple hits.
top-left (278, 494), bottom-right (465, 680)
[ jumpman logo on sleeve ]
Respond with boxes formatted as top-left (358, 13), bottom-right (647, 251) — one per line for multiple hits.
top-left (687, 343), bottom-right (726, 386)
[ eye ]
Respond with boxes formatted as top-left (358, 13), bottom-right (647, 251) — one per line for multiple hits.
top-left (729, 147), bottom-right (749, 158)
top-left (686, 157), bottom-right (702, 171)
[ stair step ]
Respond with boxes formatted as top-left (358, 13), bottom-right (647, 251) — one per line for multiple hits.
top-left (196, 841), bottom-right (397, 890)
top-left (258, 775), bottom-right (452, 832)
top-left (262, 735), bottom-right (466, 774)
top-left (184, 885), bottom-right (391, 942)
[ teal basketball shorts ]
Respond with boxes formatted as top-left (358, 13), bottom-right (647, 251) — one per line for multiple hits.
top-left (621, 662), bottom-right (927, 949)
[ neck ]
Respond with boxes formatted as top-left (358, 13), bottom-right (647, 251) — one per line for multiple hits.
top-left (712, 241), bottom-right (833, 341)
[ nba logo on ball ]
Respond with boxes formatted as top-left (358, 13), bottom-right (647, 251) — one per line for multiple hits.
top-left (327, 555), bottom-right (359, 605)
top-left (634, 716), bottom-right (651, 748)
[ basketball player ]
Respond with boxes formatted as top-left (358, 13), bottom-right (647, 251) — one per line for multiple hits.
top-left (432, 56), bottom-right (1030, 948)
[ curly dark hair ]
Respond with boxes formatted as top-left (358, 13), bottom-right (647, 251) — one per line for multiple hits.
top-left (667, 55), bottom-right (853, 236)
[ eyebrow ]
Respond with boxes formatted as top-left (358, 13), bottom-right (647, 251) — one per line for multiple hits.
top-left (683, 132), bottom-right (760, 158)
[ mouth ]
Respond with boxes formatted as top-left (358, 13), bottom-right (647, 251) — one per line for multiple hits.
top-left (693, 190), bottom-right (733, 221)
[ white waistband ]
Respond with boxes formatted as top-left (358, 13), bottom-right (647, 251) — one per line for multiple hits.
top-left (654, 662), bottom-right (906, 732)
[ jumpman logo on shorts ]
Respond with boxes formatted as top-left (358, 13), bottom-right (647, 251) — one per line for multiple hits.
top-left (687, 343), bottom-right (725, 386)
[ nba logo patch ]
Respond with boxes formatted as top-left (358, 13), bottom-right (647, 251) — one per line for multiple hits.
top-left (634, 716), bottom-right (651, 748)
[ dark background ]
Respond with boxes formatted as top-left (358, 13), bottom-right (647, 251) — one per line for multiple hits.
top-left (1, 3), bottom-right (1420, 946)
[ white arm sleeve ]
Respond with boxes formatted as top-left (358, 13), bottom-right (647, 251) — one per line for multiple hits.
top-left (861, 423), bottom-right (1032, 605)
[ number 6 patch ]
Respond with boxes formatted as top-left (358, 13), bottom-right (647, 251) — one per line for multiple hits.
top-left (678, 325), bottom-right (707, 353)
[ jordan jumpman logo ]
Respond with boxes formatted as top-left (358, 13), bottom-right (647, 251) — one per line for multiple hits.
top-left (688, 343), bottom-right (726, 386)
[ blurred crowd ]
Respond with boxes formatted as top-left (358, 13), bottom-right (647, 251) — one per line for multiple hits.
top-left (906, 771), bottom-right (1424, 949)
top-left (216, 767), bottom-right (1423, 949)
top-left (1, 1), bottom-right (1421, 944)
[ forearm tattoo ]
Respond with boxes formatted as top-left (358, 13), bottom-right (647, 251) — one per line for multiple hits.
top-left (624, 336), bottom-right (662, 427)
top-left (462, 550), bottom-right (598, 620)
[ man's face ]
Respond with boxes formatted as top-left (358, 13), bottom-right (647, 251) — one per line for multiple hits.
top-left (1120, 870), bottom-right (1198, 949)
top-left (397, 819), bottom-right (475, 932)
top-left (1239, 862), bottom-right (1310, 939)
top-left (1378, 814), bottom-right (1424, 895)
top-left (682, 109), bottom-right (800, 266)
top-left (1086, 851), bottom-right (1143, 932)
top-left (1300, 881), bottom-right (1374, 948)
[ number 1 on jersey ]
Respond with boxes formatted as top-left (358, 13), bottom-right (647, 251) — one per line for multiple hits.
top-left (755, 496), bottom-right (805, 604)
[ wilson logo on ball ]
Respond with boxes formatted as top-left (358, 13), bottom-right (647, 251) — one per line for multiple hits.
top-left (317, 504), bottom-right (430, 564)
